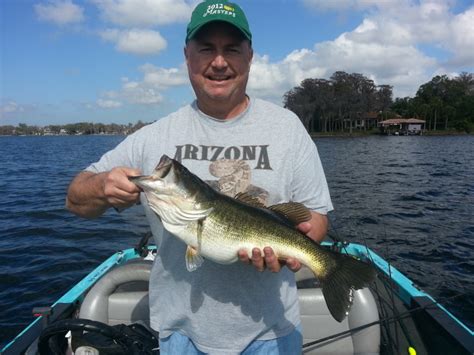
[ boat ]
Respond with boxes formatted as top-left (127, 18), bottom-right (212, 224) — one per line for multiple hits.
top-left (2, 238), bottom-right (473, 354)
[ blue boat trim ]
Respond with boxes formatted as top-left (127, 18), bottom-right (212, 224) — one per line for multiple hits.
top-left (54, 249), bottom-right (140, 304)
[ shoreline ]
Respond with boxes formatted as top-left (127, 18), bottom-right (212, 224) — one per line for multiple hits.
top-left (0, 133), bottom-right (127, 137)
top-left (310, 130), bottom-right (472, 138)
top-left (1, 130), bottom-right (471, 138)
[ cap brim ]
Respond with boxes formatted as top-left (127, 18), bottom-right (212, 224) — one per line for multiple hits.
top-left (186, 18), bottom-right (251, 42)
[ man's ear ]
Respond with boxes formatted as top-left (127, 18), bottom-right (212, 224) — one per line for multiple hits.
top-left (184, 46), bottom-right (189, 61)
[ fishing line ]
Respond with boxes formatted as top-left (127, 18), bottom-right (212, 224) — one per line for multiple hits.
top-left (361, 238), bottom-right (421, 353)
top-left (302, 293), bottom-right (464, 349)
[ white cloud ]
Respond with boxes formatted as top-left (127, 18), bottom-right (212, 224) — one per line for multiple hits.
top-left (302, 0), bottom-right (474, 68)
top-left (96, 99), bottom-right (122, 108)
top-left (100, 29), bottom-right (167, 55)
top-left (1, 101), bottom-right (25, 114)
top-left (315, 34), bottom-right (437, 93)
top-left (447, 7), bottom-right (474, 66)
top-left (302, 0), bottom-right (383, 11)
top-left (248, 51), bottom-right (328, 100)
top-left (91, 0), bottom-right (194, 27)
top-left (120, 80), bottom-right (164, 104)
top-left (248, 55), bottom-right (285, 95)
top-left (35, 0), bottom-right (85, 26)
top-left (139, 63), bottom-right (188, 87)
top-left (0, 100), bottom-right (37, 121)
top-left (97, 63), bottom-right (188, 106)
top-left (346, 19), bottom-right (413, 46)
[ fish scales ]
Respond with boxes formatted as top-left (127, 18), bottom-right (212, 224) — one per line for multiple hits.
top-left (198, 197), bottom-right (331, 275)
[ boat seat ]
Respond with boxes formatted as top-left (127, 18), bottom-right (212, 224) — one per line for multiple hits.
top-left (79, 260), bottom-right (152, 326)
top-left (80, 262), bottom-right (380, 354)
top-left (296, 267), bottom-right (380, 354)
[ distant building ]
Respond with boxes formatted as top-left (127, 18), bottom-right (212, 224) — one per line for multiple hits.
top-left (378, 118), bottom-right (425, 135)
top-left (344, 112), bottom-right (381, 130)
top-left (43, 128), bottom-right (54, 136)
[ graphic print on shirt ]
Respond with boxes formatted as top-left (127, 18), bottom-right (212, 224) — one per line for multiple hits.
top-left (174, 144), bottom-right (270, 204)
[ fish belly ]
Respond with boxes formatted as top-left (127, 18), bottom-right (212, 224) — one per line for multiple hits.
top-left (164, 220), bottom-right (241, 264)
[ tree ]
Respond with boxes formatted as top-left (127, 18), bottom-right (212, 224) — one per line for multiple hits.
top-left (283, 71), bottom-right (392, 133)
top-left (390, 72), bottom-right (473, 132)
top-left (376, 85), bottom-right (393, 120)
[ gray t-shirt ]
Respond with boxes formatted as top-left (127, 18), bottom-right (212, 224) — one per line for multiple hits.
top-left (86, 97), bottom-right (333, 354)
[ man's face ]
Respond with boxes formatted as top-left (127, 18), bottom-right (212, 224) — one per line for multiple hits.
top-left (185, 22), bottom-right (253, 105)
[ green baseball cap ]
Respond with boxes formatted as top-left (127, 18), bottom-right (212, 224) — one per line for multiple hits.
top-left (186, 0), bottom-right (252, 43)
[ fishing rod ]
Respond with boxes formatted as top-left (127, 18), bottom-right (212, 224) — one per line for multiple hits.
top-left (302, 293), bottom-right (464, 349)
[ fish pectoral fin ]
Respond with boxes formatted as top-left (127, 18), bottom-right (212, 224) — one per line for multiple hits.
top-left (185, 246), bottom-right (204, 272)
top-left (269, 202), bottom-right (312, 226)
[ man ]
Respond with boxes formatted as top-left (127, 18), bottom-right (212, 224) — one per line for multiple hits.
top-left (66, 1), bottom-right (333, 353)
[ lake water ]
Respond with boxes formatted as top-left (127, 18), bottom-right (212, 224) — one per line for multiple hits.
top-left (0, 134), bottom-right (473, 347)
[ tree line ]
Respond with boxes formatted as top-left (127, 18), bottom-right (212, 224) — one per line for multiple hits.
top-left (0, 120), bottom-right (150, 136)
top-left (283, 71), bottom-right (474, 134)
top-left (391, 73), bottom-right (474, 132)
top-left (2, 72), bottom-right (473, 136)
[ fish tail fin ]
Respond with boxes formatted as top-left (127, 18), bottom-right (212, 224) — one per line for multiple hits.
top-left (313, 252), bottom-right (376, 322)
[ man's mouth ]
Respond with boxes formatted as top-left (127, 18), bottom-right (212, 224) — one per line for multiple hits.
top-left (207, 75), bottom-right (232, 81)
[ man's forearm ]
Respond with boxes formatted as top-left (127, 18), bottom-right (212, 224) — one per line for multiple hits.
top-left (66, 171), bottom-right (110, 219)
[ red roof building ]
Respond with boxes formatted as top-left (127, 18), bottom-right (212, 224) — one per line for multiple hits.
top-left (378, 118), bottom-right (426, 135)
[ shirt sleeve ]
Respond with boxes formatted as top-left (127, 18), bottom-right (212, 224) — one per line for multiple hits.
top-left (85, 131), bottom-right (142, 173)
top-left (290, 122), bottom-right (334, 215)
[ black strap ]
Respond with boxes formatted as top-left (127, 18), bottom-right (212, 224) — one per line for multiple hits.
top-left (135, 232), bottom-right (153, 257)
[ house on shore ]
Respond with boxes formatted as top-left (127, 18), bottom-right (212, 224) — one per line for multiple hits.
top-left (378, 118), bottom-right (426, 135)
top-left (343, 112), bottom-right (381, 130)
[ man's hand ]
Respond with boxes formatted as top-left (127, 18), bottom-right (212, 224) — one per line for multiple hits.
top-left (66, 167), bottom-right (141, 218)
top-left (238, 247), bottom-right (301, 273)
top-left (103, 167), bottom-right (142, 210)
top-left (238, 211), bottom-right (328, 273)
top-left (297, 211), bottom-right (328, 244)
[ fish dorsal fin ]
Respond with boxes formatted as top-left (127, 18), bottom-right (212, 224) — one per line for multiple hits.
top-left (234, 192), bottom-right (266, 209)
top-left (235, 192), bottom-right (312, 226)
top-left (269, 202), bottom-right (312, 226)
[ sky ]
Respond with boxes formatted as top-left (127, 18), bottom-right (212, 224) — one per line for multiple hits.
top-left (1, 0), bottom-right (473, 126)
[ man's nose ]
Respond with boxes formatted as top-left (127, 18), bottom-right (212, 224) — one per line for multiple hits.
top-left (211, 54), bottom-right (228, 69)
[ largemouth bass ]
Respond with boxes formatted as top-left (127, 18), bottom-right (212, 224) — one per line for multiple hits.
top-left (130, 155), bottom-right (375, 322)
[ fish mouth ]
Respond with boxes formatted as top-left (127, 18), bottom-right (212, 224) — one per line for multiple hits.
top-left (154, 155), bottom-right (173, 178)
top-left (129, 155), bottom-right (174, 186)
